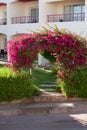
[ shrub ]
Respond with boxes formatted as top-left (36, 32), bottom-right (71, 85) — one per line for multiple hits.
top-left (58, 66), bottom-right (87, 98)
top-left (0, 66), bottom-right (41, 102)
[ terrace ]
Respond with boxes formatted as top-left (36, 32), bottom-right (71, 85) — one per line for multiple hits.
top-left (11, 16), bottom-right (38, 24)
top-left (47, 13), bottom-right (85, 22)
top-left (0, 18), bottom-right (7, 25)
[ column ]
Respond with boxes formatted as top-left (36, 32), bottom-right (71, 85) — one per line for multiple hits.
top-left (7, 3), bottom-right (11, 25)
top-left (38, 0), bottom-right (50, 65)
top-left (39, 0), bottom-right (48, 24)
top-left (85, 0), bottom-right (87, 22)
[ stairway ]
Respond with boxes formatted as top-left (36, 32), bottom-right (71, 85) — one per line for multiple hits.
top-left (0, 91), bottom-right (87, 116)
top-left (39, 84), bottom-right (56, 91)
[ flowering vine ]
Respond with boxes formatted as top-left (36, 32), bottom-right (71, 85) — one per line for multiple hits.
top-left (8, 27), bottom-right (87, 73)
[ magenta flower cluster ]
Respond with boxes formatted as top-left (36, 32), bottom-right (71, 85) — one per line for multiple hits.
top-left (8, 34), bottom-right (40, 70)
top-left (8, 29), bottom-right (87, 72)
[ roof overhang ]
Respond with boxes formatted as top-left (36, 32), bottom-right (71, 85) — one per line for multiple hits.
top-left (0, 3), bottom-right (6, 6)
top-left (18, 0), bottom-right (38, 2)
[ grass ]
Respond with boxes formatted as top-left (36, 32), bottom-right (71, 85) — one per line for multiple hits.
top-left (32, 67), bottom-right (57, 89)
top-left (0, 64), bottom-right (57, 88)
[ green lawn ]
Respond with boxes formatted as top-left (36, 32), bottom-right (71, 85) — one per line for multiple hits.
top-left (0, 63), bottom-right (57, 91)
top-left (32, 67), bottom-right (57, 89)
top-left (0, 64), bottom-right (57, 88)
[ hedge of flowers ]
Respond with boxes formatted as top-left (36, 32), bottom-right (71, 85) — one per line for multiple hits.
top-left (8, 27), bottom-right (87, 97)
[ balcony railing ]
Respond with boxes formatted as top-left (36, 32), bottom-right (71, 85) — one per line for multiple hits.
top-left (0, 18), bottom-right (7, 25)
top-left (47, 13), bottom-right (85, 22)
top-left (11, 16), bottom-right (39, 24)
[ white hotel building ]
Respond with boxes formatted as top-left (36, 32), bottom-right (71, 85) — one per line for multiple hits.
top-left (0, 0), bottom-right (87, 63)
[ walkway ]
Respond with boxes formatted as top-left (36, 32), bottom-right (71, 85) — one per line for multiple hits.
top-left (0, 112), bottom-right (87, 130)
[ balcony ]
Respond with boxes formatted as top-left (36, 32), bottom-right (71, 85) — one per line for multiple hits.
top-left (11, 16), bottom-right (39, 24)
top-left (47, 13), bottom-right (85, 22)
top-left (0, 18), bottom-right (7, 25)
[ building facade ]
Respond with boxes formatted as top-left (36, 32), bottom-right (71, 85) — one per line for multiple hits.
top-left (0, 0), bottom-right (87, 63)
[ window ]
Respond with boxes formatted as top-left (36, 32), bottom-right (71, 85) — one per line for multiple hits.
top-left (31, 8), bottom-right (39, 23)
top-left (64, 5), bottom-right (85, 21)
top-left (3, 11), bottom-right (7, 18)
top-left (64, 5), bottom-right (73, 21)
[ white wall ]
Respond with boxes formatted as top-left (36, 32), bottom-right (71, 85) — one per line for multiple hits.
top-left (10, 2), bottom-right (25, 17)
top-left (7, 23), bottom-right (41, 36)
top-left (0, 26), bottom-right (7, 35)
top-left (24, 1), bottom-right (38, 16)
top-left (49, 21), bottom-right (87, 37)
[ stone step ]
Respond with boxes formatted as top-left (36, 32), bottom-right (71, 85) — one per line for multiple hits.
top-left (41, 88), bottom-right (55, 92)
top-left (0, 91), bottom-right (87, 116)
top-left (39, 84), bottom-right (57, 91)
top-left (0, 100), bottom-right (87, 116)
top-left (39, 84), bottom-right (56, 87)
top-left (39, 85), bottom-right (57, 92)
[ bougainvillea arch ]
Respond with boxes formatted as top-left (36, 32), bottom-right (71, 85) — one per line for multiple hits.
top-left (8, 27), bottom-right (87, 97)
top-left (8, 27), bottom-right (87, 71)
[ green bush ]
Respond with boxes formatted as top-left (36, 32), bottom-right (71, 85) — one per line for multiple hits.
top-left (0, 67), bottom-right (41, 102)
top-left (60, 66), bottom-right (87, 98)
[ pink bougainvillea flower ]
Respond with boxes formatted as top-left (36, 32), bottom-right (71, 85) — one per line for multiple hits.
top-left (7, 28), bottom-right (87, 72)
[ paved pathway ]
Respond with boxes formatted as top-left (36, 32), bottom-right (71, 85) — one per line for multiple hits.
top-left (0, 90), bottom-right (87, 130)
top-left (0, 112), bottom-right (87, 130)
